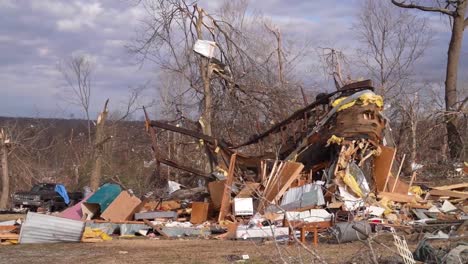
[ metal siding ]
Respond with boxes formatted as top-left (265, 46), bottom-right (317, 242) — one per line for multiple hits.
top-left (19, 212), bottom-right (85, 244)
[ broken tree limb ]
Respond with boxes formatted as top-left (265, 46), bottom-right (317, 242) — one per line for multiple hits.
top-left (159, 158), bottom-right (211, 179)
top-left (149, 120), bottom-right (230, 148)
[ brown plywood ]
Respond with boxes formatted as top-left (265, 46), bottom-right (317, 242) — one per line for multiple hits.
top-left (208, 180), bottom-right (226, 210)
top-left (101, 191), bottom-right (141, 222)
top-left (373, 146), bottom-right (396, 192)
top-left (190, 202), bottom-right (209, 224)
top-left (386, 174), bottom-right (410, 194)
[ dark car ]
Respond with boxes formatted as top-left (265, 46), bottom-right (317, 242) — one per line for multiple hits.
top-left (12, 183), bottom-right (83, 212)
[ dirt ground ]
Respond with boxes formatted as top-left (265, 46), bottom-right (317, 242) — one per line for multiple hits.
top-left (0, 236), bottom-right (413, 264)
top-left (0, 213), bottom-right (445, 264)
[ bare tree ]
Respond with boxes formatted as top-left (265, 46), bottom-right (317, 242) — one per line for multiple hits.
top-left (392, 0), bottom-right (467, 160)
top-left (318, 48), bottom-right (350, 90)
top-left (355, 0), bottom-right (431, 98)
top-left (265, 23), bottom-right (285, 87)
top-left (0, 129), bottom-right (11, 209)
top-left (59, 55), bottom-right (93, 143)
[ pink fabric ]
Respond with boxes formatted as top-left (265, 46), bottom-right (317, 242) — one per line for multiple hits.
top-left (57, 193), bottom-right (93, 220)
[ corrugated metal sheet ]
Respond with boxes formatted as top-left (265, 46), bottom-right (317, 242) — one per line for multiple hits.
top-left (19, 212), bottom-right (85, 244)
top-left (280, 183), bottom-right (325, 209)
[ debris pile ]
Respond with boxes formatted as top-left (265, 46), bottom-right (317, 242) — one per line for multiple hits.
top-left (1, 81), bottom-right (466, 263)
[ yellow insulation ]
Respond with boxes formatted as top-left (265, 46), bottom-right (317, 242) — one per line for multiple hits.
top-left (332, 92), bottom-right (384, 112)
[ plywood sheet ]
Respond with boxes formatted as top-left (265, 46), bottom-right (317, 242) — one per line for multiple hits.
top-left (373, 146), bottom-right (396, 192)
top-left (386, 174), bottom-right (410, 194)
top-left (208, 180), bottom-right (226, 210)
top-left (190, 202), bottom-right (209, 224)
top-left (101, 191), bottom-right (141, 222)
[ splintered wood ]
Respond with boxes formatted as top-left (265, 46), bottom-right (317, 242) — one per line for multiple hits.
top-left (257, 160), bottom-right (304, 213)
top-left (218, 154), bottom-right (237, 222)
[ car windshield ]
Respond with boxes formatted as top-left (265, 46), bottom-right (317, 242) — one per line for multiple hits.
top-left (31, 184), bottom-right (54, 192)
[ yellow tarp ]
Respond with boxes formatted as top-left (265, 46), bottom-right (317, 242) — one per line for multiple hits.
top-left (332, 92), bottom-right (384, 112)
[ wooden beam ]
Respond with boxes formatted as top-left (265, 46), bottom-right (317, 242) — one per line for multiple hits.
top-left (429, 189), bottom-right (468, 199)
top-left (143, 219), bottom-right (170, 238)
top-left (434, 183), bottom-right (468, 191)
top-left (218, 153), bottom-right (237, 222)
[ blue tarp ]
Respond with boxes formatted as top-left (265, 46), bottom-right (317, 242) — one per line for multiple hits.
top-left (55, 184), bottom-right (70, 204)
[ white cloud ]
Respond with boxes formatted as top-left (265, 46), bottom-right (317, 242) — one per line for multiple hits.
top-left (56, 1), bottom-right (103, 32)
top-left (37, 47), bottom-right (50, 57)
top-left (0, 0), bottom-right (16, 8)
top-left (30, 0), bottom-right (75, 17)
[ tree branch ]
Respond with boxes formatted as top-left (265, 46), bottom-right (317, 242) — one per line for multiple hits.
top-left (391, 0), bottom-right (455, 16)
top-left (464, 17), bottom-right (468, 29)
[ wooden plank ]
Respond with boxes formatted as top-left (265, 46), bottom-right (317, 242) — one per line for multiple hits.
top-left (236, 182), bottom-right (260, 198)
top-left (373, 146), bottom-right (396, 192)
top-left (0, 226), bottom-right (17, 233)
top-left (218, 154), bottom-right (237, 222)
top-left (270, 162), bottom-right (304, 203)
top-left (0, 233), bottom-right (19, 240)
top-left (143, 219), bottom-right (170, 238)
top-left (258, 161), bottom-right (304, 212)
top-left (190, 202), bottom-right (209, 224)
top-left (392, 154), bottom-right (406, 192)
top-left (429, 189), bottom-right (468, 199)
top-left (378, 192), bottom-right (421, 203)
top-left (434, 183), bottom-right (468, 191)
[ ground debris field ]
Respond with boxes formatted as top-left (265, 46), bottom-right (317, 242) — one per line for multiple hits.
top-left (0, 237), bottom-right (409, 264)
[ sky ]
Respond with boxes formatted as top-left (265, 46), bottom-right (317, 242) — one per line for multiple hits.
top-left (0, 0), bottom-right (466, 119)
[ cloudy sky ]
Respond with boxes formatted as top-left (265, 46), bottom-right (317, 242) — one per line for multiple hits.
top-left (0, 0), bottom-right (466, 119)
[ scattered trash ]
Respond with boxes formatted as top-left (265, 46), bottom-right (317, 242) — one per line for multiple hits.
top-left (2, 81), bottom-right (466, 264)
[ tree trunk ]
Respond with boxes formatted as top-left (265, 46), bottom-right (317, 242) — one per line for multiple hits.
top-left (90, 100), bottom-right (109, 191)
top-left (195, 8), bottom-right (214, 174)
top-left (445, 1), bottom-right (467, 160)
top-left (0, 144), bottom-right (9, 209)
